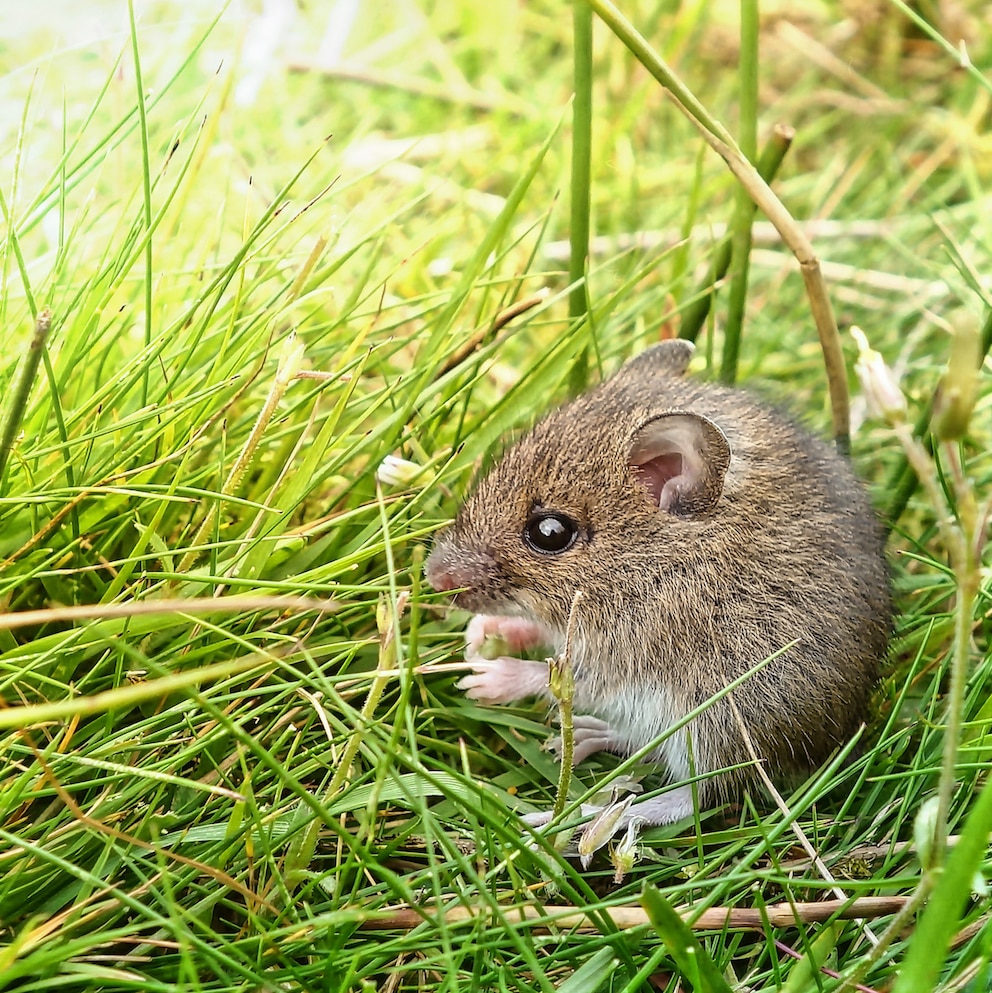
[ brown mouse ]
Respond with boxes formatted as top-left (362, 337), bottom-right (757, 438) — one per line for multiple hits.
top-left (426, 340), bottom-right (891, 833)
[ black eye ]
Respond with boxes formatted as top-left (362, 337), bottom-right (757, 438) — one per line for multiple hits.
top-left (523, 512), bottom-right (579, 554)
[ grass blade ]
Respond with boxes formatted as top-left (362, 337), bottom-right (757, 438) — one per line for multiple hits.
top-left (641, 883), bottom-right (734, 993)
top-left (569, 1), bottom-right (594, 390)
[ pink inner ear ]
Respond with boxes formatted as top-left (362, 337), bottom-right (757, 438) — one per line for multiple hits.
top-left (632, 452), bottom-right (683, 505)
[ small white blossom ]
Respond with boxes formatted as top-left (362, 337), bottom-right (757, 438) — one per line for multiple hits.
top-left (376, 455), bottom-right (423, 487)
top-left (610, 817), bottom-right (645, 883)
top-left (850, 326), bottom-right (907, 423)
top-left (577, 793), bottom-right (636, 868)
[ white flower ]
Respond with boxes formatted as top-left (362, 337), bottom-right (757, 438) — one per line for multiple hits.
top-left (577, 791), bottom-right (638, 868)
top-left (376, 455), bottom-right (424, 487)
top-left (850, 326), bottom-right (907, 423)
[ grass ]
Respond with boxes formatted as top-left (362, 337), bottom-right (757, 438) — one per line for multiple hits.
top-left (0, 1), bottom-right (990, 990)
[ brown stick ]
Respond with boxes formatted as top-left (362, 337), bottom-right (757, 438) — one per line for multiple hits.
top-left (682, 118), bottom-right (851, 453)
top-left (438, 290), bottom-right (550, 376)
top-left (0, 595), bottom-right (339, 631)
top-left (356, 896), bottom-right (911, 932)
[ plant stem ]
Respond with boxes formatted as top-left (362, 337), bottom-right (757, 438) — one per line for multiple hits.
top-left (720, 0), bottom-right (759, 384)
top-left (882, 308), bottom-right (992, 529)
top-left (0, 309), bottom-right (51, 484)
top-left (681, 126), bottom-right (793, 345)
top-left (569, 0), bottom-right (593, 391)
top-left (127, 0), bottom-right (154, 409)
top-left (551, 590), bottom-right (584, 818)
top-left (932, 444), bottom-right (981, 861)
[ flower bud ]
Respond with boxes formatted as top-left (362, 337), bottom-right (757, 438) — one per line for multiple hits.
top-left (850, 326), bottom-right (908, 423)
top-left (375, 454), bottom-right (423, 487)
top-left (610, 817), bottom-right (644, 883)
top-left (577, 793), bottom-right (635, 868)
top-left (933, 319), bottom-right (981, 441)
top-left (275, 332), bottom-right (306, 387)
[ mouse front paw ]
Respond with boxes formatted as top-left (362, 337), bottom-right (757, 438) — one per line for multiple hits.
top-left (546, 715), bottom-right (624, 765)
top-left (465, 614), bottom-right (554, 659)
top-left (456, 657), bottom-right (551, 705)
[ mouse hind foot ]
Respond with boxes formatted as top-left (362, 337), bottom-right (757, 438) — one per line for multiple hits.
top-left (523, 783), bottom-right (694, 832)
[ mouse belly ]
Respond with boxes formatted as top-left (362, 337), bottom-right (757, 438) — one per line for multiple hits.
top-left (573, 681), bottom-right (691, 782)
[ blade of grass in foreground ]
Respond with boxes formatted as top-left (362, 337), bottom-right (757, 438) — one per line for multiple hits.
top-left (642, 883), bottom-right (734, 993)
top-left (719, 0), bottom-right (758, 385)
top-left (127, 0), bottom-right (154, 409)
top-left (0, 310), bottom-right (50, 483)
top-left (890, 772), bottom-right (992, 993)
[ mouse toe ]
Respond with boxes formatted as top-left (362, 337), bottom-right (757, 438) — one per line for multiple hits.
top-left (547, 715), bottom-right (622, 764)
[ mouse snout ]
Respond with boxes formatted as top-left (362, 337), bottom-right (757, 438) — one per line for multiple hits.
top-left (425, 543), bottom-right (496, 595)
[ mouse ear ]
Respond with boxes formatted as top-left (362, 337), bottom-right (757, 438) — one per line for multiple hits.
top-left (628, 410), bottom-right (731, 516)
top-left (615, 340), bottom-right (695, 381)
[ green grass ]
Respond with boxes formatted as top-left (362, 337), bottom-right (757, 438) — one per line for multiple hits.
top-left (0, 1), bottom-right (990, 990)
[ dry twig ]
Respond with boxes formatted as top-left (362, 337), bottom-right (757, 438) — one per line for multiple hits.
top-left (357, 896), bottom-right (911, 933)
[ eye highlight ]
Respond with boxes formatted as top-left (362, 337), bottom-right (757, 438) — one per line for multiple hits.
top-left (523, 512), bottom-right (579, 554)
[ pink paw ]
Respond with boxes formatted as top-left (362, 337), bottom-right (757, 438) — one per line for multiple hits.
top-left (456, 657), bottom-right (550, 705)
top-left (465, 614), bottom-right (554, 659)
top-left (522, 784), bottom-right (696, 864)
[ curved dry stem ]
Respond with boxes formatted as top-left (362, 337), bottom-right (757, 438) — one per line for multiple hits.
top-left (586, 0), bottom-right (851, 451)
top-left (684, 118), bottom-right (851, 453)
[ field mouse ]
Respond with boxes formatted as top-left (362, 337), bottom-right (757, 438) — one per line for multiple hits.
top-left (426, 340), bottom-right (891, 832)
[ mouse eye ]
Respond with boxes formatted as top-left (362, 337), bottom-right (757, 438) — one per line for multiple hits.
top-left (523, 512), bottom-right (579, 554)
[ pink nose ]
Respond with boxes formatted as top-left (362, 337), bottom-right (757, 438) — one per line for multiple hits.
top-left (425, 553), bottom-right (471, 592)
top-left (426, 562), bottom-right (461, 592)
top-left (425, 544), bottom-right (493, 594)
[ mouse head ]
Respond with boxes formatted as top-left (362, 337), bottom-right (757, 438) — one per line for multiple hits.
top-left (425, 343), bottom-right (732, 630)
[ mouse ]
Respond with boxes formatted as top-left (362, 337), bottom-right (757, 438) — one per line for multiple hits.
top-left (425, 339), bottom-right (891, 836)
